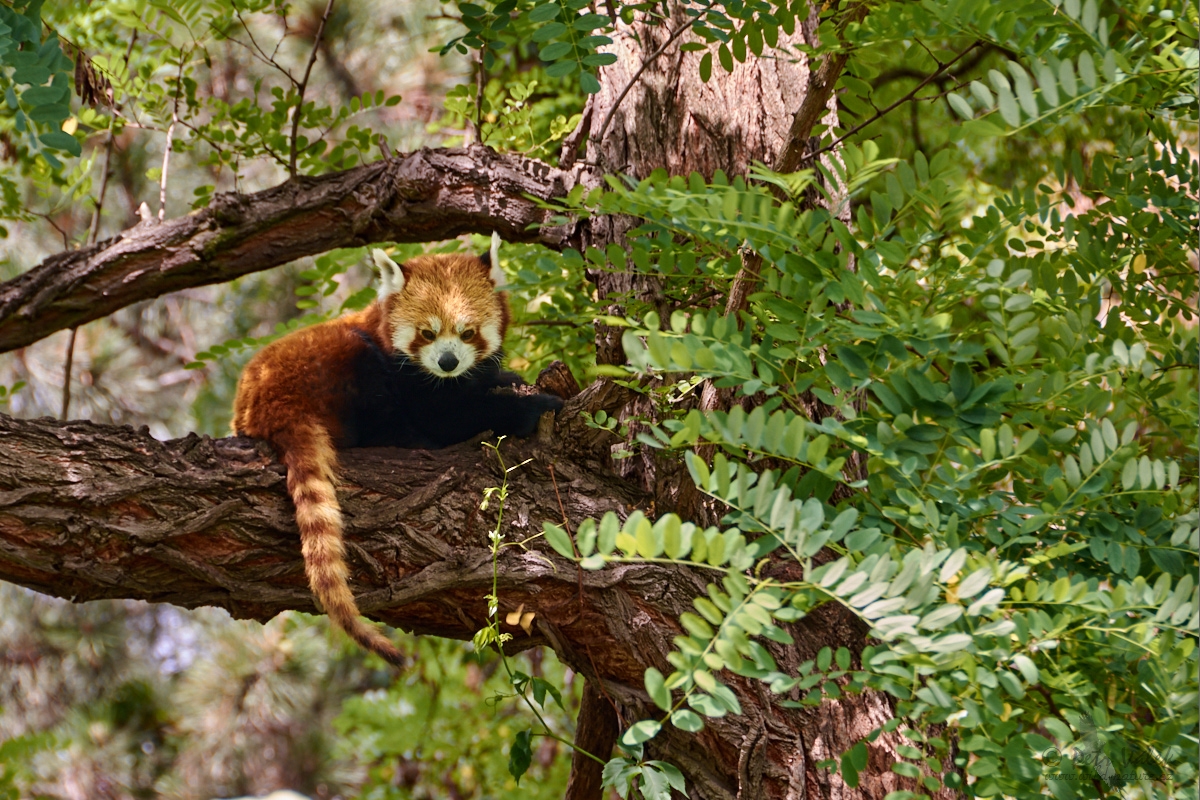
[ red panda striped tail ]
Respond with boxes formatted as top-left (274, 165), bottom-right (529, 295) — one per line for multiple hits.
top-left (279, 426), bottom-right (407, 669)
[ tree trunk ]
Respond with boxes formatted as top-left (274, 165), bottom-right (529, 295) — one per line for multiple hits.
top-left (556, 10), bottom-right (946, 798)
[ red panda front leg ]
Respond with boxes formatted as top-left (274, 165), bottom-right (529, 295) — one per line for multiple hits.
top-left (274, 424), bottom-right (407, 669)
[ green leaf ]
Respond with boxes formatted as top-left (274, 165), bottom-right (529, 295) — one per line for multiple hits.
top-left (634, 515), bottom-right (662, 558)
top-left (621, 719), bottom-right (662, 746)
top-left (969, 80), bottom-right (994, 108)
top-left (947, 93), bottom-right (974, 119)
top-left (539, 41), bottom-right (573, 60)
top-left (645, 667), bottom-right (671, 711)
top-left (718, 43), bottom-right (733, 73)
top-left (841, 741), bottom-right (867, 787)
top-left (688, 692), bottom-right (728, 717)
top-left (38, 130), bottom-right (79, 156)
top-left (844, 527), bottom-right (880, 551)
top-left (579, 71), bottom-right (601, 94)
top-left (918, 604), bottom-right (962, 630)
top-left (1009, 64), bottom-right (1039, 117)
top-left (671, 709), bottom-right (704, 732)
top-left (528, 3), bottom-right (560, 21)
top-left (1059, 58), bottom-right (1078, 96)
top-left (508, 729), bottom-right (533, 782)
top-left (1035, 63), bottom-right (1060, 107)
top-left (543, 522), bottom-right (576, 559)
top-left (598, 512), bottom-right (619, 554)
top-left (545, 60), bottom-right (578, 77)
top-left (531, 21), bottom-right (567, 41)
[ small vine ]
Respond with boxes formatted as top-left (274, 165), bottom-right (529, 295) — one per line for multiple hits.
top-left (474, 438), bottom-right (605, 783)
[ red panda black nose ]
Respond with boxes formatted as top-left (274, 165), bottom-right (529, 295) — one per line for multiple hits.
top-left (438, 352), bottom-right (459, 372)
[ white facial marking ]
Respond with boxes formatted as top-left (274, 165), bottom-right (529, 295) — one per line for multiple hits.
top-left (373, 250), bottom-right (405, 299)
top-left (419, 335), bottom-right (478, 378)
top-left (392, 322), bottom-right (416, 354)
top-left (478, 321), bottom-right (501, 355)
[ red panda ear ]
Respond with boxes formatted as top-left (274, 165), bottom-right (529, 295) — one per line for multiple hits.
top-left (373, 249), bottom-right (406, 299)
top-left (480, 232), bottom-right (504, 287)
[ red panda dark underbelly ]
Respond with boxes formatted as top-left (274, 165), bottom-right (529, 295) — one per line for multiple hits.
top-left (339, 329), bottom-right (561, 449)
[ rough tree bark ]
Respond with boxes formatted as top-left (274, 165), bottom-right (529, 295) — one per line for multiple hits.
top-left (0, 146), bottom-right (582, 355)
top-left (553, 6), bottom-right (927, 797)
top-left (0, 381), bottom-right (946, 800)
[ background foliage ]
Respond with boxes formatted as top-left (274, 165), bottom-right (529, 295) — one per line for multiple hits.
top-left (0, 0), bottom-right (1194, 797)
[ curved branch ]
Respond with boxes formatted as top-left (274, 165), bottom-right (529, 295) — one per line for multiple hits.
top-left (0, 146), bottom-right (588, 355)
top-left (0, 385), bottom-right (951, 800)
top-left (808, 41), bottom-right (984, 160)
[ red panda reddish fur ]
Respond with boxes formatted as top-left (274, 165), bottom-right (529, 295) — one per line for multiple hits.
top-left (233, 253), bottom-right (562, 668)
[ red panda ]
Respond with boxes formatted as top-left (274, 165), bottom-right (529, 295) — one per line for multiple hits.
top-left (232, 250), bottom-right (563, 667)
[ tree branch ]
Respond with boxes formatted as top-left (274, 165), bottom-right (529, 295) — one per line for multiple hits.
top-left (0, 382), bottom-right (951, 800)
top-left (594, 18), bottom-right (694, 146)
top-left (774, 0), bottom-right (869, 174)
top-left (289, 0), bottom-right (336, 178)
top-left (808, 41), bottom-right (984, 160)
top-left (0, 146), bottom-right (587, 356)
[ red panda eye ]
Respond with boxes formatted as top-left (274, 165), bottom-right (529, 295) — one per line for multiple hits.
top-left (421, 329), bottom-right (436, 341)
top-left (461, 329), bottom-right (475, 341)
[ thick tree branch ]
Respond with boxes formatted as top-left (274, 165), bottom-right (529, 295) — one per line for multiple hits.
top-left (565, 681), bottom-right (620, 800)
top-left (0, 381), bottom-right (636, 621)
top-left (0, 386), bottom-right (951, 800)
top-left (0, 145), bottom-right (586, 355)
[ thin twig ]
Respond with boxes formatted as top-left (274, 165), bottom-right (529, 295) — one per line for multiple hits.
top-left (60, 327), bottom-right (77, 420)
top-left (548, 462), bottom-right (584, 615)
top-left (114, 319), bottom-right (190, 363)
top-left (37, 214), bottom-right (70, 248)
top-left (513, 319), bottom-right (585, 328)
top-left (548, 463), bottom-right (572, 535)
top-left (289, 0), bottom-right (336, 178)
top-left (469, 46), bottom-right (486, 146)
top-left (232, 8), bottom-right (296, 83)
top-left (377, 134), bottom-right (395, 163)
top-left (64, 119), bottom-right (121, 420)
top-left (65, 32), bottom-right (134, 420)
top-left (774, 0), bottom-right (869, 174)
top-left (89, 123), bottom-right (118, 244)
top-left (808, 41), bottom-right (984, 160)
top-left (595, 18), bottom-right (693, 145)
top-left (159, 53), bottom-right (186, 221)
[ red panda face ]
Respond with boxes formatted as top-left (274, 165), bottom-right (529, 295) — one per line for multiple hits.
top-left (374, 252), bottom-right (508, 379)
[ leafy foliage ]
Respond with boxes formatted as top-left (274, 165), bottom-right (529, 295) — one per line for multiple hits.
top-left (532, 0), bottom-right (1197, 792)
top-left (0, 0), bottom-right (1194, 795)
top-left (335, 638), bottom-right (578, 800)
top-left (0, 0), bottom-right (79, 165)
